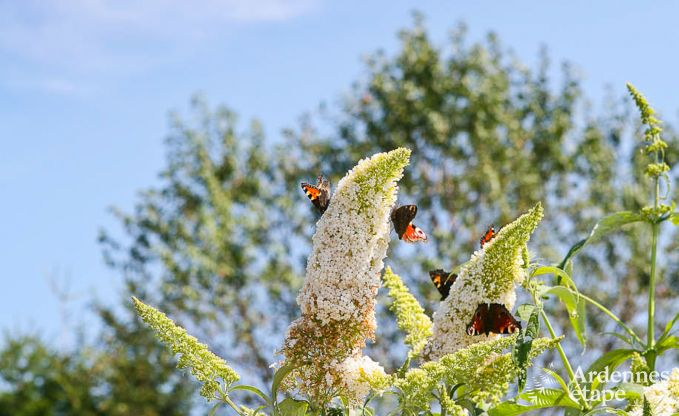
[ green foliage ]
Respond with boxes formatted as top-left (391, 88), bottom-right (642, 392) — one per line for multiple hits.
top-left (393, 336), bottom-right (561, 412)
top-left (489, 388), bottom-right (580, 416)
top-left (0, 336), bottom-right (99, 416)
top-left (277, 398), bottom-right (309, 416)
top-left (642, 396), bottom-right (653, 416)
top-left (0, 329), bottom-right (193, 416)
top-left (558, 211), bottom-right (645, 270)
top-left (544, 286), bottom-right (587, 346)
top-left (513, 309), bottom-right (540, 392)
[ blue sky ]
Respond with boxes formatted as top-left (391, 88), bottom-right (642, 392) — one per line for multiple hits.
top-left (2, 0), bottom-right (679, 347)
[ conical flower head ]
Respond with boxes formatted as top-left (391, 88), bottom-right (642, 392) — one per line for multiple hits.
top-left (382, 266), bottom-right (432, 359)
top-left (423, 203), bottom-right (543, 360)
top-left (281, 148), bottom-right (411, 405)
top-left (396, 335), bottom-right (560, 411)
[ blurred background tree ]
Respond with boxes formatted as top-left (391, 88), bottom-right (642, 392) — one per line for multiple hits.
top-left (1, 14), bottom-right (677, 414)
top-left (0, 318), bottom-right (192, 416)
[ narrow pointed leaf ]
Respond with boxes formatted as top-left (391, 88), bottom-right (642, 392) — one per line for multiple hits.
top-left (545, 286), bottom-right (587, 346)
top-left (558, 211), bottom-right (644, 268)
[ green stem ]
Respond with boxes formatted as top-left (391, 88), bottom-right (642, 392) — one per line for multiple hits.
top-left (225, 396), bottom-right (244, 415)
top-left (540, 309), bottom-right (589, 410)
top-left (573, 290), bottom-right (643, 345)
top-left (218, 387), bottom-right (244, 415)
top-left (647, 222), bottom-right (659, 371)
top-left (646, 142), bottom-right (661, 370)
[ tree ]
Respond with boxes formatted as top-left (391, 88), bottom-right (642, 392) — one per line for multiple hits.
top-left (0, 319), bottom-right (192, 416)
top-left (99, 98), bottom-right (303, 387)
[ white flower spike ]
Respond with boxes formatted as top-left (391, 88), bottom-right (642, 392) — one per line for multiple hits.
top-left (280, 148), bottom-right (411, 405)
top-left (423, 203), bottom-right (543, 360)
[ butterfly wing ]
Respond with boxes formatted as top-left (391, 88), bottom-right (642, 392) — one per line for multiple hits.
top-left (316, 176), bottom-right (331, 212)
top-left (391, 205), bottom-right (418, 239)
top-left (301, 175), bottom-right (331, 213)
top-left (402, 224), bottom-right (427, 243)
top-left (466, 303), bottom-right (490, 336)
top-left (480, 225), bottom-right (496, 247)
top-left (429, 269), bottom-right (457, 300)
top-left (489, 303), bottom-right (522, 334)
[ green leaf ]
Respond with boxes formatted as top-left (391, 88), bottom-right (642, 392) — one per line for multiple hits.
top-left (541, 367), bottom-right (571, 397)
top-left (488, 388), bottom-right (580, 416)
top-left (643, 396), bottom-right (653, 416)
top-left (601, 331), bottom-right (634, 346)
top-left (671, 213), bottom-right (679, 225)
top-left (208, 403), bottom-right (222, 416)
top-left (558, 211), bottom-right (644, 268)
top-left (521, 388), bottom-right (580, 408)
top-left (513, 308), bottom-right (539, 393)
top-left (456, 398), bottom-right (478, 416)
top-left (362, 407), bottom-right (375, 416)
top-left (278, 398), bottom-right (309, 416)
top-left (659, 312), bottom-right (679, 342)
top-left (545, 286), bottom-right (587, 346)
top-left (397, 356), bottom-right (411, 379)
top-left (611, 383), bottom-right (645, 400)
top-left (586, 211), bottom-right (645, 242)
top-left (271, 364), bottom-right (295, 411)
top-left (525, 310), bottom-right (540, 339)
top-left (514, 339), bottom-right (531, 392)
top-left (533, 266), bottom-right (578, 291)
top-left (516, 304), bottom-right (536, 322)
top-left (229, 385), bottom-right (271, 404)
top-left (656, 335), bottom-right (679, 354)
top-left (584, 349), bottom-right (636, 391)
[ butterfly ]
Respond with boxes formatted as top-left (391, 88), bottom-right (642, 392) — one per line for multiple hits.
top-left (390, 205), bottom-right (427, 243)
top-left (480, 225), bottom-right (496, 248)
top-left (429, 269), bottom-right (458, 300)
top-left (301, 175), bottom-right (331, 214)
top-left (466, 303), bottom-right (522, 336)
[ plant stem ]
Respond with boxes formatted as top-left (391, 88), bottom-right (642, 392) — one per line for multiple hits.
top-left (218, 387), bottom-right (244, 416)
top-left (540, 309), bottom-right (589, 410)
top-left (647, 222), bottom-right (659, 371)
top-left (224, 396), bottom-right (244, 415)
top-left (646, 142), bottom-right (661, 370)
top-left (573, 290), bottom-right (643, 345)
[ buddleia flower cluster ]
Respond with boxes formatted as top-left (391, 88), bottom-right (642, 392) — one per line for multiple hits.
top-left (279, 148), bottom-right (411, 406)
top-left (628, 368), bottom-right (679, 416)
top-left (627, 83), bottom-right (673, 221)
top-left (626, 83), bottom-right (670, 179)
top-left (382, 266), bottom-right (432, 358)
top-left (395, 334), bottom-right (562, 411)
top-left (423, 203), bottom-right (543, 359)
top-left (132, 297), bottom-right (239, 400)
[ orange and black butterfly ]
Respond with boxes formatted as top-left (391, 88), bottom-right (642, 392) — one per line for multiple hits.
top-left (466, 303), bottom-right (521, 336)
top-left (429, 269), bottom-right (457, 300)
top-left (480, 225), bottom-right (496, 248)
top-left (301, 175), bottom-right (331, 214)
top-left (390, 205), bottom-right (427, 243)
